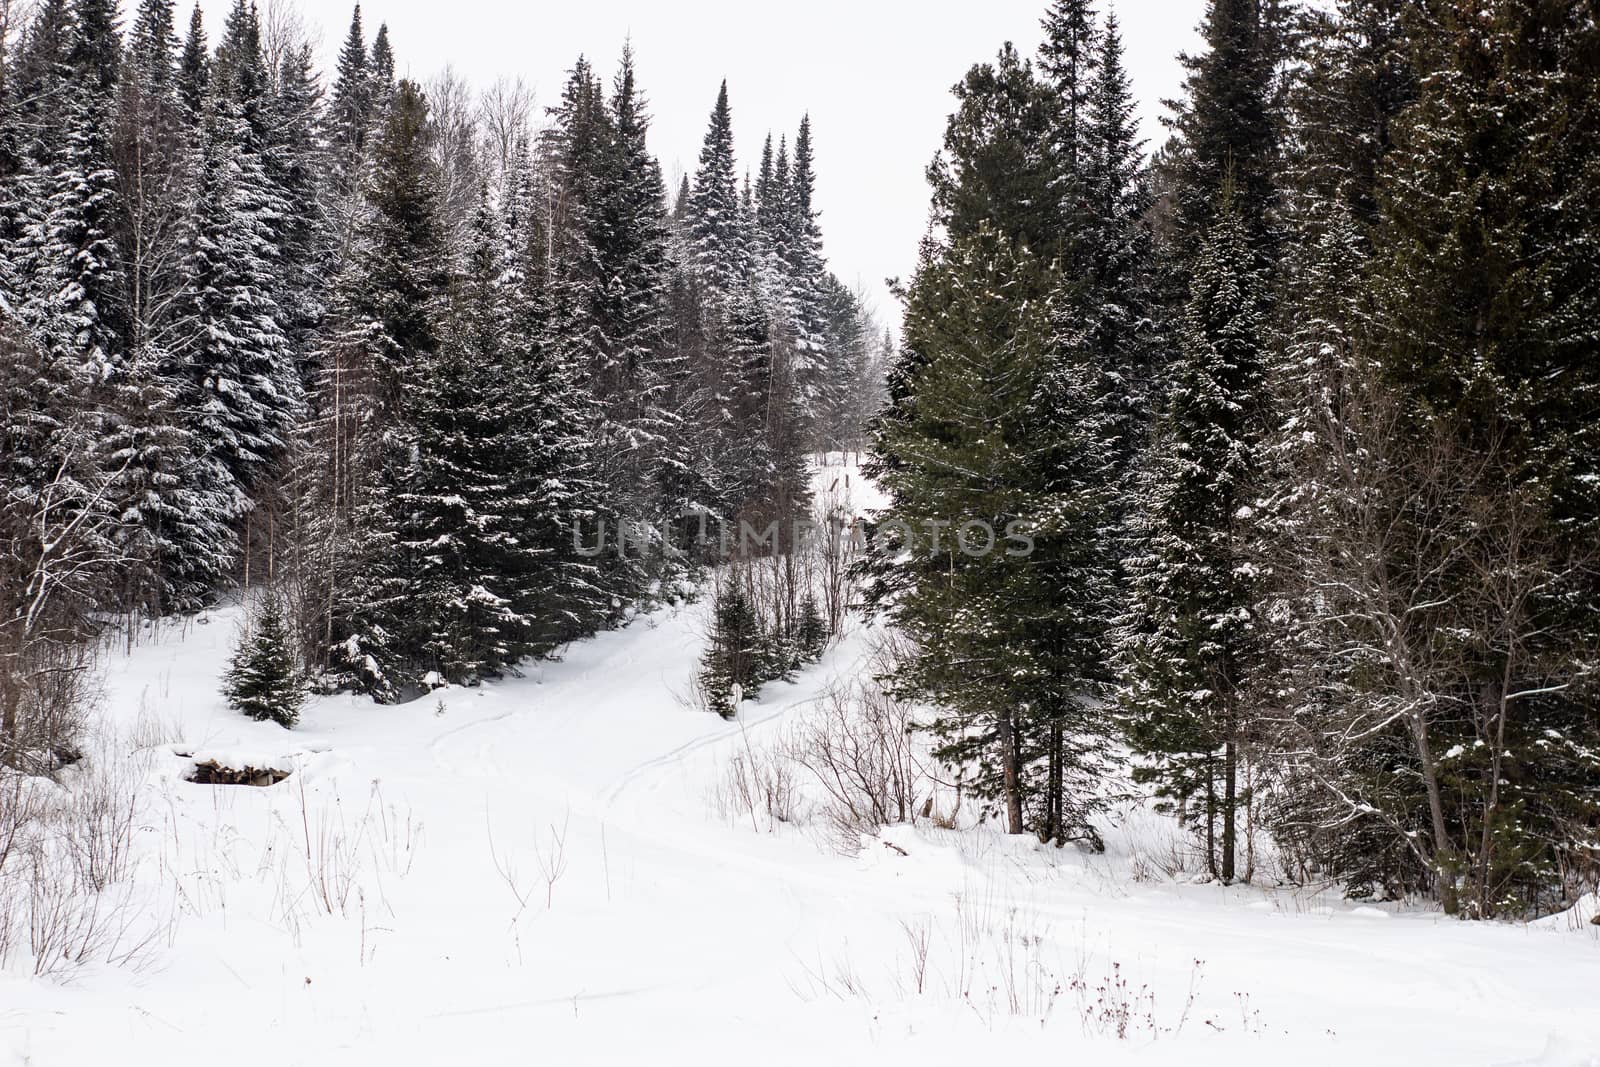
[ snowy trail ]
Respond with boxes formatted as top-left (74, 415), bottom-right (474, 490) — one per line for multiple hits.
top-left (2, 565), bottom-right (1598, 1063)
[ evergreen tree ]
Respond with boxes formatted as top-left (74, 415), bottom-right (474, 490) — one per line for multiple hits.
top-left (22, 0), bottom-right (129, 384)
top-left (329, 5), bottom-right (370, 171)
top-left (927, 44), bottom-right (1061, 256)
top-left (177, 4), bottom-right (208, 126)
top-left (267, 42), bottom-right (330, 380)
top-left (1166, 0), bottom-right (1282, 249)
top-left (369, 23), bottom-right (395, 109)
top-left (686, 81), bottom-right (744, 300)
top-left (1079, 11), bottom-right (1159, 453)
top-left (795, 592), bottom-right (827, 661)
top-left (388, 193), bottom-right (552, 682)
top-left (698, 579), bottom-right (765, 719)
top-left (167, 0), bottom-right (300, 498)
top-left (224, 595), bottom-right (306, 727)
top-left (115, 0), bottom-right (186, 361)
top-left (1117, 184), bottom-right (1268, 882)
top-left (876, 229), bottom-right (1118, 838)
top-left (1270, 0), bottom-right (1600, 916)
top-left (316, 78), bottom-right (448, 699)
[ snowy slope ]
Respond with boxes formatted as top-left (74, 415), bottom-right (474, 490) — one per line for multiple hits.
top-left (2, 464), bottom-right (1597, 1067)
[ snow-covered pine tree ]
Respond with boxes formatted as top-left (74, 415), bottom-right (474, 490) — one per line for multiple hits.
top-left (384, 190), bottom-right (549, 684)
top-left (875, 228), bottom-right (1117, 839)
top-left (698, 578), bottom-right (765, 719)
top-left (224, 595), bottom-right (305, 727)
top-left (21, 0), bottom-right (128, 387)
top-left (1079, 10), bottom-right (1159, 459)
top-left (266, 42), bottom-right (330, 385)
top-left (167, 0), bottom-right (300, 499)
top-left (1165, 0), bottom-right (1283, 252)
top-left (685, 81), bottom-right (745, 302)
top-left (369, 24), bottom-right (395, 107)
top-left (177, 5), bottom-right (208, 126)
top-left (1252, 0), bottom-right (1422, 901)
top-left (1038, 0), bottom-right (1098, 241)
top-left (783, 115), bottom-right (829, 407)
top-left (1317, 0), bottom-right (1600, 917)
top-left (315, 77), bottom-right (450, 699)
top-left (795, 592), bottom-right (827, 662)
top-left (603, 45), bottom-right (682, 579)
top-left (113, 0), bottom-right (188, 367)
top-left (1116, 181), bottom-right (1268, 883)
top-left (328, 5), bottom-right (369, 185)
top-left (498, 175), bottom-right (614, 651)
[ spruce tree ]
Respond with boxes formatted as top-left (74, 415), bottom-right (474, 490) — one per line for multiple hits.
top-left (875, 229), bottom-right (1118, 838)
top-left (266, 42), bottom-right (330, 382)
top-left (686, 81), bottom-right (744, 300)
top-left (177, 4), bottom-right (208, 126)
top-left (167, 0), bottom-right (301, 499)
top-left (318, 78), bottom-right (450, 699)
top-left (389, 192), bottom-right (547, 683)
top-left (699, 580), bottom-right (765, 719)
top-left (224, 596), bottom-right (305, 728)
top-left (1117, 183), bottom-right (1268, 882)
top-left (1296, 0), bottom-right (1600, 916)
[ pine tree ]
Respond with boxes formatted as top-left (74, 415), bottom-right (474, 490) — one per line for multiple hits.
top-left (167, 0), bottom-right (301, 498)
top-left (266, 42), bottom-right (330, 381)
top-left (603, 45), bottom-right (680, 569)
top-left (22, 0), bottom-right (129, 385)
top-left (177, 4), bottom-right (208, 126)
top-left (1274, 0), bottom-right (1600, 916)
top-left (686, 81), bottom-right (744, 300)
top-left (1252, 0), bottom-right (1422, 900)
top-left (1038, 0), bottom-right (1099, 237)
top-left (224, 596), bottom-right (305, 728)
top-left (329, 5), bottom-right (370, 176)
top-left (1079, 11), bottom-right (1158, 456)
top-left (115, 0), bottom-right (187, 361)
top-left (927, 44), bottom-right (1061, 256)
top-left (1167, 0), bottom-right (1282, 249)
top-left (875, 229), bottom-right (1117, 838)
top-left (1117, 183), bottom-right (1268, 882)
top-left (698, 579), bottom-right (765, 718)
top-left (387, 193), bottom-right (546, 682)
top-left (369, 24), bottom-right (395, 110)
top-left (795, 592), bottom-right (827, 661)
top-left (317, 78), bottom-right (451, 699)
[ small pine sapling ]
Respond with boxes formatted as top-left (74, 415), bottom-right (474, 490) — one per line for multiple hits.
top-left (224, 598), bottom-right (307, 728)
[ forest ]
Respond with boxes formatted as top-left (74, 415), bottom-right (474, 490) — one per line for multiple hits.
top-left (0, 0), bottom-right (1596, 1019)
top-left (0, 4), bottom-right (886, 722)
top-left (866, 0), bottom-right (1598, 920)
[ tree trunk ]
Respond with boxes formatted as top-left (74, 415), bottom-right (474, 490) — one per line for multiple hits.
top-left (1048, 720), bottom-right (1063, 843)
top-left (1221, 738), bottom-right (1237, 884)
top-left (1205, 752), bottom-right (1218, 881)
top-left (1411, 709), bottom-right (1457, 914)
top-left (1002, 709), bottom-right (1023, 835)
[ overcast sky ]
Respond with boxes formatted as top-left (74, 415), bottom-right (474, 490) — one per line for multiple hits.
top-left (195, 0), bottom-right (1206, 331)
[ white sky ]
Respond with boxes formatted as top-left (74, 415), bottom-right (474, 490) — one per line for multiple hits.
top-left (194, 0), bottom-right (1206, 331)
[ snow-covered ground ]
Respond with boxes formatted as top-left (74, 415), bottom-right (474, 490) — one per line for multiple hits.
top-left (2, 464), bottom-right (1597, 1066)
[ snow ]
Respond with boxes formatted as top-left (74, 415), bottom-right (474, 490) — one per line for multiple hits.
top-left (2, 466), bottom-right (1597, 1066)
